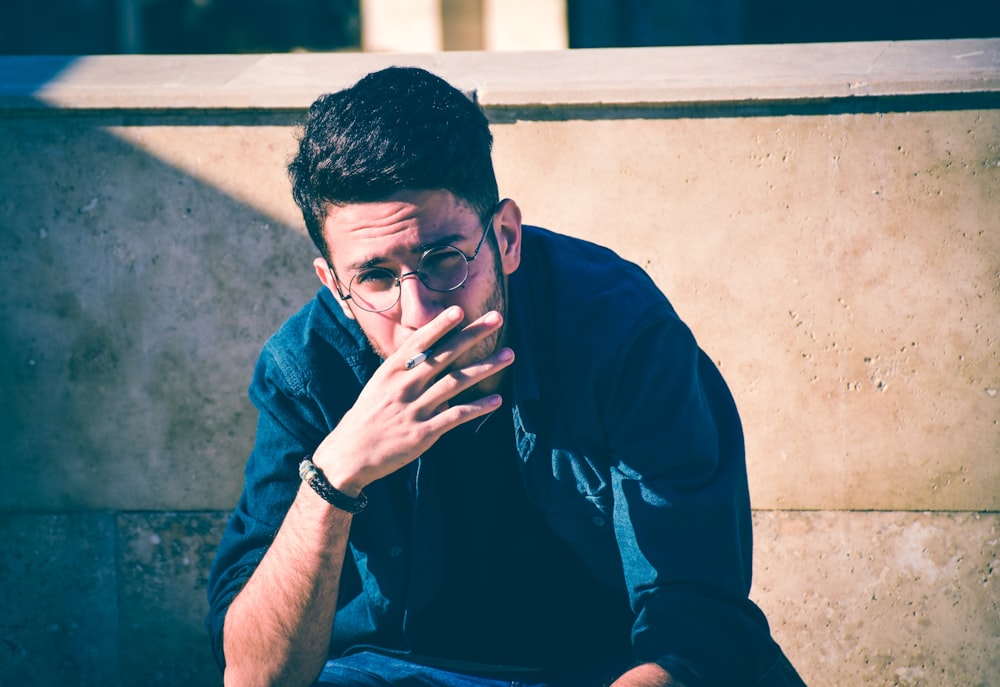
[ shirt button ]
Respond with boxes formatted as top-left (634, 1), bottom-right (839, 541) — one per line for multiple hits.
top-left (389, 545), bottom-right (403, 557)
top-left (591, 515), bottom-right (606, 527)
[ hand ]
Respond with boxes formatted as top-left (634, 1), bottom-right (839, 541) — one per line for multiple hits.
top-left (313, 305), bottom-right (514, 496)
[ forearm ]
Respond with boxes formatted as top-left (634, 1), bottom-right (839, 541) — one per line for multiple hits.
top-left (222, 483), bottom-right (352, 687)
top-left (611, 662), bottom-right (686, 687)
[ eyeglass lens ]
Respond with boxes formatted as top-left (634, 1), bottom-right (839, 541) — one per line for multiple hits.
top-left (348, 246), bottom-right (471, 312)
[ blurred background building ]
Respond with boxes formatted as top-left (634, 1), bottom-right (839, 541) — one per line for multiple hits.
top-left (1, 0), bottom-right (998, 55)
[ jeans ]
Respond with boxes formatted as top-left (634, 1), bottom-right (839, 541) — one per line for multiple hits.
top-left (315, 651), bottom-right (631, 687)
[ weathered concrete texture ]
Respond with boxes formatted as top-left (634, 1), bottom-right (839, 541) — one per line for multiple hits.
top-left (0, 511), bottom-right (228, 687)
top-left (0, 115), bottom-right (316, 512)
top-left (116, 511), bottom-right (229, 687)
top-left (491, 108), bottom-right (1000, 511)
top-left (751, 511), bottom-right (1000, 687)
top-left (3, 40), bottom-right (997, 111)
top-left (0, 513), bottom-right (120, 687)
top-left (2, 106), bottom-right (996, 514)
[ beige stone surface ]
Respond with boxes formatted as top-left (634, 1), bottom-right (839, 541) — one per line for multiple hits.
top-left (4, 106), bottom-right (995, 512)
top-left (752, 511), bottom-right (1000, 687)
top-left (2, 39), bottom-right (997, 111)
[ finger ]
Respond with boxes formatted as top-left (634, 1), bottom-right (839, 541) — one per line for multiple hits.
top-left (419, 310), bottom-right (504, 369)
top-left (394, 306), bottom-right (465, 371)
top-left (418, 346), bottom-right (515, 412)
top-left (424, 392), bottom-right (505, 435)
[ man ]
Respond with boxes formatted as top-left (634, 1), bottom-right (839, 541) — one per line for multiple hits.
top-left (207, 66), bottom-right (806, 687)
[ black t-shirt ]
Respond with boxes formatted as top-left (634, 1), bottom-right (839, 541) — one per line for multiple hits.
top-left (405, 398), bottom-right (634, 674)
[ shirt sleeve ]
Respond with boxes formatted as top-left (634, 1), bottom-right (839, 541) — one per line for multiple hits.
top-left (601, 303), bottom-right (779, 686)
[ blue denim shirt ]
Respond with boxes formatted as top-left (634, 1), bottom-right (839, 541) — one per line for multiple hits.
top-left (207, 225), bottom-right (784, 686)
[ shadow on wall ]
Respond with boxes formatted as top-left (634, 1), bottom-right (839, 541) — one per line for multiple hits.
top-left (0, 57), bottom-right (317, 686)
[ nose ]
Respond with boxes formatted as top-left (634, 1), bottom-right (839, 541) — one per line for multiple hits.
top-left (397, 272), bottom-right (445, 329)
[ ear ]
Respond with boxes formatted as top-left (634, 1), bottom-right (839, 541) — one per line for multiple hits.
top-left (494, 198), bottom-right (522, 276)
top-left (313, 256), bottom-right (356, 321)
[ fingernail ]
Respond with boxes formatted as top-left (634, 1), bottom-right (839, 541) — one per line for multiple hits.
top-left (484, 311), bottom-right (502, 326)
top-left (446, 306), bottom-right (462, 320)
top-left (497, 347), bottom-right (514, 362)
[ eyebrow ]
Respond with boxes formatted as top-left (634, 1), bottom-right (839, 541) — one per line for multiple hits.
top-left (344, 232), bottom-right (470, 273)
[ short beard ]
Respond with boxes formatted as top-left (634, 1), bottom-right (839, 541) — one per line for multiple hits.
top-left (467, 232), bottom-right (508, 361)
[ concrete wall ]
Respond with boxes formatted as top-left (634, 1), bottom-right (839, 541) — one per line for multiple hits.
top-left (0, 40), bottom-right (997, 686)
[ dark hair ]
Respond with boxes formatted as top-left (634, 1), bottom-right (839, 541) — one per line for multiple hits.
top-left (288, 66), bottom-right (499, 261)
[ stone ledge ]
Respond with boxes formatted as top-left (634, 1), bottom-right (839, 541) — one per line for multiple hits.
top-left (1, 39), bottom-right (998, 112)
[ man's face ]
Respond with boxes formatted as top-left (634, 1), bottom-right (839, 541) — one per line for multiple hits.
top-left (314, 190), bottom-right (522, 372)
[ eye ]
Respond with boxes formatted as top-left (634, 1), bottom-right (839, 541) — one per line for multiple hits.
top-left (420, 248), bottom-right (466, 274)
top-left (353, 268), bottom-right (396, 291)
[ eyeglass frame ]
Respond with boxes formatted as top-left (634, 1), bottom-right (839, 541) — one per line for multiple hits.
top-left (330, 203), bottom-right (500, 314)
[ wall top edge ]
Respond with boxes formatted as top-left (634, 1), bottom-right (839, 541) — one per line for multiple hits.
top-left (1, 39), bottom-right (998, 112)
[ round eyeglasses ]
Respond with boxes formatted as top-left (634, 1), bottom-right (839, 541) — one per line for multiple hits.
top-left (337, 211), bottom-right (495, 313)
